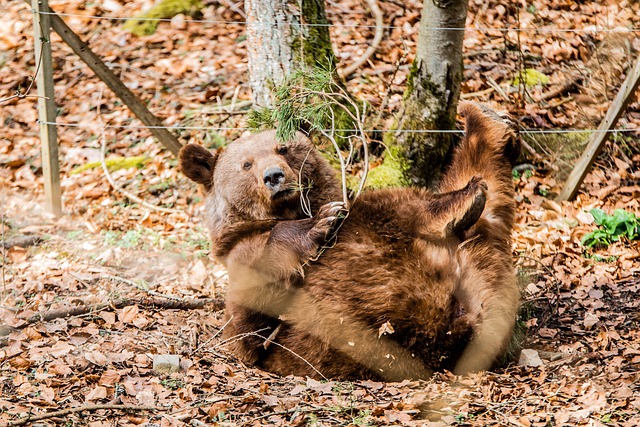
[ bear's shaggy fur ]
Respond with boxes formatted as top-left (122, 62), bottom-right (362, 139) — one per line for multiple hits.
top-left (179, 103), bottom-right (520, 380)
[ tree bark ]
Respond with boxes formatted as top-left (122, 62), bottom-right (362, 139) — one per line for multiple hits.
top-left (395, 0), bottom-right (469, 187)
top-left (245, 0), bottom-right (335, 107)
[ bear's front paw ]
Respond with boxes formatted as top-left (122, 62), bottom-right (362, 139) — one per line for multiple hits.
top-left (310, 201), bottom-right (348, 242)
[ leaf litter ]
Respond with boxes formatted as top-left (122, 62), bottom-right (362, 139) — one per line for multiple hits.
top-left (2, 0), bottom-right (640, 425)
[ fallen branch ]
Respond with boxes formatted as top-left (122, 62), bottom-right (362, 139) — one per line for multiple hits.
top-left (340, 0), bottom-right (384, 78)
top-left (1, 235), bottom-right (42, 249)
top-left (539, 75), bottom-right (583, 101)
top-left (8, 404), bottom-right (161, 426)
top-left (1, 297), bottom-right (225, 337)
top-left (219, 0), bottom-right (245, 18)
top-left (217, 330), bottom-right (329, 381)
top-left (520, 138), bottom-right (542, 160)
top-left (546, 96), bottom-right (574, 108)
top-left (559, 55), bottom-right (640, 200)
top-left (485, 76), bottom-right (510, 102)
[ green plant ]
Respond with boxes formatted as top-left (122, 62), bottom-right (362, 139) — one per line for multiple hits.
top-left (306, 413), bottom-right (319, 425)
top-left (352, 409), bottom-right (373, 426)
top-left (247, 65), bottom-right (359, 143)
top-left (581, 208), bottom-right (640, 248)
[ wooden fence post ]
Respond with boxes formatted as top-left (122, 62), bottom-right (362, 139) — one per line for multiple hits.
top-left (558, 55), bottom-right (640, 201)
top-left (31, 0), bottom-right (62, 216)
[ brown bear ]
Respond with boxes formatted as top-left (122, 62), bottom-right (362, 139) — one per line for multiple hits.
top-left (179, 102), bottom-right (520, 380)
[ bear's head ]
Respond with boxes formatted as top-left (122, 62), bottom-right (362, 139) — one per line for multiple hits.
top-left (179, 131), bottom-right (340, 222)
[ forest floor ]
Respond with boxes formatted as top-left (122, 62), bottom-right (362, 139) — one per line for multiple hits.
top-left (1, 0), bottom-right (640, 425)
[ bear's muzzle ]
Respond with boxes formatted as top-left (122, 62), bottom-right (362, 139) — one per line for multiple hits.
top-left (263, 166), bottom-right (287, 196)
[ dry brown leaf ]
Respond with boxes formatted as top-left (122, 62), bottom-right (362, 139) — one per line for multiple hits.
top-left (85, 350), bottom-right (108, 366)
top-left (119, 305), bottom-right (140, 324)
top-left (85, 386), bottom-right (108, 402)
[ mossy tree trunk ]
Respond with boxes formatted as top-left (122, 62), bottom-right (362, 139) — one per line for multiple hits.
top-left (394, 0), bottom-right (469, 187)
top-left (246, 0), bottom-right (336, 108)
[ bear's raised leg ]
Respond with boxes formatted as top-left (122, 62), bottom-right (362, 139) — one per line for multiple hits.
top-left (417, 176), bottom-right (488, 241)
top-left (437, 102), bottom-right (520, 374)
top-left (439, 102), bottom-right (519, 233)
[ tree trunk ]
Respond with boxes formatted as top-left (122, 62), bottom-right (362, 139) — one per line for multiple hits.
top-left (395, 0), bottom-right (469, 187)
top-left (245, 0), bottom-right (335, 107)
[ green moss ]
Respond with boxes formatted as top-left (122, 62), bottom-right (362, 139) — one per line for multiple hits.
top-left (512, 68), bottom-right (550, 87)
top-left (123, 0), bottom-right (203, 36)
top-left (291, 0), bottom-right (335, 70)
top-left (393, 59), bottom-right (458, 187)
top-left (365, 147), bottom-right (410, 189)
top-left (403, 60), bottom-right (420, 101)
top-left (70, 156), bottom-right (148, 175)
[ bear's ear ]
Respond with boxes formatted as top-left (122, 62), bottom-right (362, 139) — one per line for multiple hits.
top-left (179, 144), bottom-right (219, 191)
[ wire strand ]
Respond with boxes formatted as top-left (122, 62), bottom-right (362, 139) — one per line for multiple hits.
top-left (39, 121), bottom-right (640, 135)
top-left (32, 10), bottom-right (639, 33)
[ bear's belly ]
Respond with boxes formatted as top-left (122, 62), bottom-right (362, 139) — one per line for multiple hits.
top-left (266, 234), bottom-right (472, 378)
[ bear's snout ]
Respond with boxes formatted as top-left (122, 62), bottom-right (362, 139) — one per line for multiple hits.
top-left (263, 166), bottom-right (287, 195)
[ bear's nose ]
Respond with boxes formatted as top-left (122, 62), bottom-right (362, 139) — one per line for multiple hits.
top-left (263, 167), bottom-right (286, 192)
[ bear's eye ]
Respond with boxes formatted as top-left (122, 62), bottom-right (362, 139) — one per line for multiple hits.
top-left (242, 161), bottom-right (252, 170)
top-left (277, 146), bottom-right (287, 155)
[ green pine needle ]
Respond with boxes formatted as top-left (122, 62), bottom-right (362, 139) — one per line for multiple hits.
top-left (247, 66), bottom-right (358, 142)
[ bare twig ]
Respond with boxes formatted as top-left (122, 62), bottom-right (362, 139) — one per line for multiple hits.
top-left (298, 82), bottom-right (370, 200)
top-left (228, 85), bottom-right (241, 113)
top-left (7, 404), bottom-right (161, 426)
top-left (520, 137), bottom-right (542, 159)
top-left (198, 99), bottom-right (252, 113)
top-left (193, 315), bottom-right (234, 354)
top-left (315, 109), bottom-right (349, 205)
top-left (460, 87), bottom-right (495, 99)
top-left (219, 0), bottom-right (245, 18)
top-left (539, 75), bottom-right (582, 101)
top-left (0, 26), bottom-right (46, 105)
top-left (298, 148), bottom-right (314, 217)
top-left (485, 76), bottom-right (509, 102)
top-left (94, 93), bottom-right (182, 214)
top-left (215, 329), bottom-right (328, 381)
top-left (546, 96), bottom-right (575, 108)
top-left (100, 129), bottom-right (181, 214)
top-left (340, 0), bottom-right (384, 78)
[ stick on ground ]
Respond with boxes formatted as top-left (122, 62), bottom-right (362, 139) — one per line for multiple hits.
top-left (8, 404), bottom-right (161, 426)
top-left (1, 297), bottom-right (225, 337)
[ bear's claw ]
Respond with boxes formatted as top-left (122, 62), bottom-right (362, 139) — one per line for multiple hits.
top-left (318, 201), bottom-right (348, 217)
top-left (310, 202), bottom-right (348, 242)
